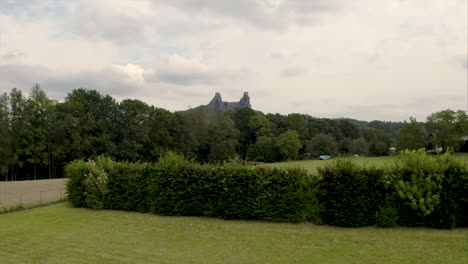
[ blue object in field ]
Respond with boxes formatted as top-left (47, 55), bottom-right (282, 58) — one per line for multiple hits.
top-left (319, 155), bottom-right (331, 160)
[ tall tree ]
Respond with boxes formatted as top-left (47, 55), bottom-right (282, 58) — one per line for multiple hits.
top-left (55, 88), bottom-right (118, 160)
top-left (9, 88), bottom-right (26, 180)
top-left (0, 93), bottom-right (12, 180)
top-left (426, 109), bottom-right (468, 151)
top-left (208, 114), bottom-right (240, 162)
top-left (276, 130), bottom-right (302, 160)
top-left (305, 133), bottom-right (338, 157)
top-left (396, 117), bottom-right (425, 151)
top-left (20, 85), bottom-right (54, 179)
top-left (231, 108), bottom-right (257, 158)
top-left (114, 99), bottom-right (152, 161)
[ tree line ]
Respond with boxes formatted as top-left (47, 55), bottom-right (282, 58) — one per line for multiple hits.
top-left (0, 85), bottom-right (466, 181)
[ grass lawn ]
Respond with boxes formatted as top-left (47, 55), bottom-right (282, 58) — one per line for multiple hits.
top-left (0, 203), bottom-right (466, 264)
top-left (264, 154), bottom-right (468, 173)
top-left (262, 156), bottom-right (398, 173)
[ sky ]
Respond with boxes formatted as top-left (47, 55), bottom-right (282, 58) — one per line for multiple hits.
top-left (0, 0), bottom-right (466, 121)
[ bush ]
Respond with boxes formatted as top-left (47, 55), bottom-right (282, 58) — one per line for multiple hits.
top-left (425, 154), bottom-right (468, 228)
top-left (103, 161), bottom-right (149, 212)
top-left (387, 149), bottom-right (468, 228)
top-left (65, 159), bottom-right (89, 207)
top-left (317, 159), bottom-right (389, 227)
top-left (66, 152), bottom-right (318, 222)
top-left (65, 151), bottom-right (467, 228)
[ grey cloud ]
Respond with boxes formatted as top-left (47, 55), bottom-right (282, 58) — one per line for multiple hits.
top-left (145, 69), bottom-right (218, 85)
top-left (0, 50), bottom-right (24, 61)
top-left (162, 0), bottom-right (342, 29)
top-left (0, 63), bottom-right (142, 100)
top-left (281, 67), bottom-right (304, 77)
top-left (67, 2), bottom-right (148, 44)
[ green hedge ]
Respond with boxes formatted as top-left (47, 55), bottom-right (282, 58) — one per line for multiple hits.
top-left (65, 150), bottom-right (467, 228)
top-left (388, 150), bottom-right (467, 228)
top-left (317, 160), bottom-right (389, 227)
top-left (66, 152), bottom-right (318, 222)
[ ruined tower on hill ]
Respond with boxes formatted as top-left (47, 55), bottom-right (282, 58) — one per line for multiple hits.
top-left (205, 92), bottom-right (251, 113)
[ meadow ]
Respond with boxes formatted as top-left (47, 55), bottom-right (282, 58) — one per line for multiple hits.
top-left (263, 153), bottom-right (468, 173)
top-left (0, 203), bottom-right (466, 264)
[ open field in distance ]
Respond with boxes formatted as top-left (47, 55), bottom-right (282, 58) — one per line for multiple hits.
top-left (263, 153), bottom-right (468, 173)
top-left (0, 203), bottom-right (466, 264)
top-left (0, 178), bottom-right (67, 209)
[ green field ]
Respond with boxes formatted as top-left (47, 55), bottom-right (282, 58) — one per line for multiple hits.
top-left (0, 203), bottom-right (466, 264)
top-left (263, 154), bottom-right (468, 173)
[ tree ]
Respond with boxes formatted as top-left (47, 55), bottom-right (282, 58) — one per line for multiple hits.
top-left (338, 137), bottom-right (354, 154)
top-left (426, 109), bottom-right (468, 151)
top-left (114, 99), bottom-right (152, 161)
top-left (9, 88), bottom-right (26, 180)
top-left (286, 113), bottom-right (309, 141)
top-left (247, 136), bottom-right (275, 162)
top-left (352, 138), bottom-right (369, 155)
top-left (0, 92), bottom-right (12, 180)
top-left (208, 114), bottom-right (240, 162)
top-left (20, 85), bottom-right (54, 179)
top-left (367, 128), bottom-right (392, 156)
top-left (231, 108), bottom-right (257, 158)
top-left (248, 115), bottom-right (272, 138)
top-left (396, 117), bottom-right (425, 151)
top-left (275, 130), bottom-right (302, 160)
top-left (55, 88), bottom-right (118, 160)
top-left (306, 133), bottom-right (338, 158)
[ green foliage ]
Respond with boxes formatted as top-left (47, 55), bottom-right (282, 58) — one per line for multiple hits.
top-left (426, 109), bottom-right (468, 151)
top-left (276, 130), bottom-right (302, 160)
top-left (66, 152), bottom-right (318, 222)
top-left (247, 136), bottom-right (276, 162)
top-left (66, 151), bottom-right (467, 228)
top-left (82, 156), bottom-right (114, 209)
top-left (317, 159), bottom-right (389, 227)
top-left (352, 137), bottom-right (369, 155)
top-left (305, 133), bottom-right (338, 157)
top-left (375, 203), bottom-right (399, 227)
top-left (207, 115), bottom-right (240, 162)
top-left (396, 117), bottom-right (425, 151)
top-left (65, 159), bottom-right (89, 207)
top-left (388, 149), bottom-right (468, 228)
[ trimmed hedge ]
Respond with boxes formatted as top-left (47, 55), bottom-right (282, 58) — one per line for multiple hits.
top-left (66, 152), bottom-right (318, 222)
top-left (65, 150), bottom-right (467, 228)
top-left (317, 160), bottom-right (389, 227)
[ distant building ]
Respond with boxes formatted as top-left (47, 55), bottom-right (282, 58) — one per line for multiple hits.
top-left (205, 92), bottom-right (251, 112)
top-left (181, 92), bottom-right (253, 114)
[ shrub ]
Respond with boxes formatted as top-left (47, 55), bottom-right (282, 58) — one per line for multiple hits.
top-left (65, 151), bottom-right (467, 228)
top-left (387, 149), bottom-right (468, 228)
top-left (317, 159), bottom-right (388, 227)
top-left (83, 156), bottom-right (115, 209)
top-left (66, 152), bottom-right (318, 223)
top-left (103, 161), bottom-right (149, 212)
top-left (426, 154), bottom-right (468, 228)
top-left (65, 159), bottom-right (89, 207)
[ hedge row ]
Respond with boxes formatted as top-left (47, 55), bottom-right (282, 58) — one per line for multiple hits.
top-left (66, 152), bottom-right (318, 222)
top-left (66, 150), bottom-right (468, 228)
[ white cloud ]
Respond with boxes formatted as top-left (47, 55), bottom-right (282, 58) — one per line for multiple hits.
top-left (0, 0), bottom-right (466, 121)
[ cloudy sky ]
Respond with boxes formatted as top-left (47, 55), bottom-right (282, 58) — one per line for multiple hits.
top-left (0, 0), bottom-right (466, 121)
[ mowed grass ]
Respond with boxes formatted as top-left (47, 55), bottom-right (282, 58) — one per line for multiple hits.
top-left (0, 203), bottom-right (466, 264)
top-left (263, 153), bottom-right (468, 173)
top-left (262, 156), bottom-right (398, 173)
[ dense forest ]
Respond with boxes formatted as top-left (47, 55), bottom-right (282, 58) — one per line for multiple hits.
top-left (0, 85), bottom-right (466, 181)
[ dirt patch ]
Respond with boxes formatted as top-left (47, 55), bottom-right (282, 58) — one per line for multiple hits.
top-left (0, 179), bottom-right (68, 209)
